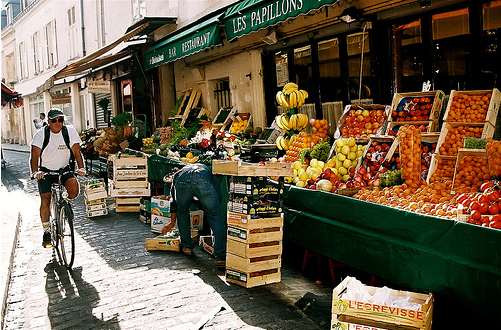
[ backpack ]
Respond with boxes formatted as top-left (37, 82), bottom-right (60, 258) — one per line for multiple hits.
top-left (41, 125), bottom-right (76, 171)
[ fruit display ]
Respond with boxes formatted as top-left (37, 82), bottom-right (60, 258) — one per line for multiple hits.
top-left (387, 122), bottom-right (429, 136)
top-left (310, 141), bottom-right (331, 162)
top-left (392, 96), bottom-right (434, 121)
top-left (157, 127), bottom-right (173, 144)
top-left (275, 82), bottom-right (309, 109)
top-left (379, 169), bottom-right (402, 187)
top-left (275, 113), bottom-right (309, 132)
top-left (438, 125), bottom-right (483, 156)
top-left (325, 138), bottom-right (365, 182)
top-left (420, 138), bottom-right (437, 181)
top-left (275, 135), bottom-right (295, 151)
top-left (311, 119), bottom-right (329, 140)
top-left (487, 140), bottom-right (501, 177)
top-left (285, 132), bottom-right (323, 162)
top-left (229, 113), bottom-right (251, 134)
top-left (358, 139), bottom-right (393, 178)
top-left (446, 91), bottom-right (492, 123)
top-left (398, 126), bottom-right (422, 188)
top-left (355, 180), bottom-right (458, 218)
top-left (429, 156), bottom-right (456, 182)
top-left (464, 137), bottom-right (487, 149)
top-left (338, 104), bottom-right (387, 139)
top-left (452, 152), bottom-right (490, 193)
top-left (93, 128), bottom-right (123, 156)
top-left (458, 181), bottom-right (501, 228)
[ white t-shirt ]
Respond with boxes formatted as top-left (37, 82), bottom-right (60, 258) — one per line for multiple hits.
top-left (31, 125), bottom-right (82, 170)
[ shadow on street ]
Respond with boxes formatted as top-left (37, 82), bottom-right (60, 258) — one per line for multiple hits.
top-left (44, 258), bottom-right (120, 329)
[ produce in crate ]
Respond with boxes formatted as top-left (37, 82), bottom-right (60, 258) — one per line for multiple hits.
top-left (439, 126), bottom-right (483, 156)
top-left (392, 96), bottom-right (434, 121)
top-left (157, 127), bottom-right (173, 144)
top-left (387, 123), bottom-right (429, 136)
top-left (453, 154), bottom-right (490, 193)
top-left (486, 140), bottom-right (501, 177)
top-left (326, 138), bottom-right (365, 182)
top-left (285, 132), bottom-right (322, 162)
top-left (398, 126), bottom-right (422, 188)
top-left (430, 157), bottom-right (456, 182)
top-left (93, 128), bottom-right (122, 156)
top-left (464, 137), bottom-right (487, 149)
top-left (339, 105), bottom-right (386, 139)
top-left (379, 169), bottom-right (402, 187)
top-left (311, 119), bottom-right (329, 139)
top-left (356, 140), bottom-right (393, 186)
top-left (420, 141), bottom-right (436, 180)
top-left (457, 181), bottom-right (501, 228)
top-left (229, 113), bottom-right (251, 134)
top-left (447, 92), bottom-right (492, 123)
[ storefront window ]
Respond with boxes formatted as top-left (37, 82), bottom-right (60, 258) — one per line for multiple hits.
top-left (481, 1), bottom-right (501, 89)
top-left (347, 32), bottom-right (372, 100)
top-left (214, 78), bottom-right (231, 110)
top-left (275, 51), bottom-right (289, 88)
top-left (393, 20), bottom-right (424, 92)
top-left (293, 45), bottom-right (314, 102)
top-left (318, 38), bottom-right (342, 102)
top-left (30, 95), bottom-right (44, 133)
top-left (431, 8), bottom-right (471, 91)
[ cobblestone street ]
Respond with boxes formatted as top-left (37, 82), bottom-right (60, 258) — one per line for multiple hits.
top-left (1, 149), bottom-right (331, 330)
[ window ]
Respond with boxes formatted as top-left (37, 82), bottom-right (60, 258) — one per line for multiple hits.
top-left (393, 20), bottom-right (424, 92)
top-left (18, 42), bottom-right (28, 80)
top-left (132, 0), bottom-right (146, 22)
top-left (32, 31), bottom-right (42, 74)
top-left (213, 79), bottom-right (231, 110)
top-left (68, 6), bottom-right (78, 59)
top-left (432, 8), bottom-right (471, 91)
top-left (318, 38), bottom-right (342, 102)
top-left (480, 1), bottom-right (501, 89)
top-left (29, 95), bottom-right (44, 133)
top-left (347, 31), bottom-right (373, 100)
top-left (274, 51), bottom-right (289, 88)
top-left (45, 20), bottom-right (58, 67)
top-left (293, 45), bottom-right (314, 104)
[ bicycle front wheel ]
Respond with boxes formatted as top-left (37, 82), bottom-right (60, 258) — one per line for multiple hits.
top-left (58, 204), bottom-right (75, 269)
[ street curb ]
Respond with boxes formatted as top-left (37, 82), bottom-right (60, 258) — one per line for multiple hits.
top-left (0, 212), bottom-right (22, 329)
top-left (2, 147), bottom-right (30, 154)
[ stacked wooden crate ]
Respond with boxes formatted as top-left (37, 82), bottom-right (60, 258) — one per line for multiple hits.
top-left (226, 175), bottom-right (286, 288)
top-left (427, 88), bottom-right (499, 183)
top-left (108, 154), bottom-right (150, 212)
top-left (84, 179), bottom-right (108, 218)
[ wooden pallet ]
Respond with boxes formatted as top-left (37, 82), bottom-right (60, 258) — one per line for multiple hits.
top-left (227, 212), bottom-right (283, 229)
top-left (227, 225), bottom-right (283, 244)
top-left (227, 239), bottom-right (282, 259)
top-left (443, 88), bottom-right (500, 126)
top-left (212, 160), bottom-right (292, 177)
top-left (226, 268), bottom-right (281, 288)
top-left (332, 276), bottom-right (433, 330)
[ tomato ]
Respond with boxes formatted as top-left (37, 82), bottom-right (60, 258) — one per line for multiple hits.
top-left (470, 201), bottom-right (481, 211)
top-left (488, 204), bottom-right (499, 215)
top-left (456, 193), bottom-right (469, 204)
top-left (471, 210), bottom-right (482, 221)
top-left (492, 214), bottom-right (501, 223)
top-left (480, 181), bottom-right (494, 192)
top-left (479, 194), bottom-right (491, 204)
top-left (479, 203), bottom-right (489, 214)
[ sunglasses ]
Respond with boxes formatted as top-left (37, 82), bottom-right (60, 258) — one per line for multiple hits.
top-left (50, 118), bottom-right (64, 123)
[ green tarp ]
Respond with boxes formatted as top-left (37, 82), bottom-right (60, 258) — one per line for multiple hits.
top-left (144, 15), bottom-right (222, 70)
top-left (283, 185), bottom-right (501, 327)
top-left (224, 0), bottom-right (339, 41)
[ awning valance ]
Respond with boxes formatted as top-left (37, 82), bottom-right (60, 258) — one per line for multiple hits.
top-left (224, 0), bottom-right (340, 41)
top-left (143, 15), bottom-right (222, 70)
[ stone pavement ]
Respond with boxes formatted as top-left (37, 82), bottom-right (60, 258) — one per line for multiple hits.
top-left (1, 149), bottom-right (332, 330)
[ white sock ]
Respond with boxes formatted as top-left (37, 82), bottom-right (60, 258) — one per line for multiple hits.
top-left (42, 222), bottom-right (50, 233)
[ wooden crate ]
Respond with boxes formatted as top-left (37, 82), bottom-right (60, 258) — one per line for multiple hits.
top-left (229, 113), bottom-right (252, 135)
top-left (227, 212), bottom-right (283, 229)
top-left (227, 239), bottom-right (282, 259)
top-left (332, 276), bottom-right (433, 330)
top-left (426, 154), bottom-right (456, 184)
top-left (226, 253), bottom-right (281, 273)
top-left (226, 268), bottom-right (281, 288)
top-left (87, 208), bottom-right (108, 218)
top-left (85, 202), bottom-right (107, 212)
top-left (84, 189), bottom-right (108, 202)
top-left (355, 135), bottom-right (396, 172)
top-left (452, 148), bottom-right (488, 191)
top-left (109, 154), bottom-right (147, 169)
top-left (114, 168), bottom-right (148, 180)
top-left (434, 122), bottom-right (495, 157)
top-left (385, 120), bottom-right (436, 136)
top-left (113, 177), bottom-right (149, 189)
top-left (116, 205), bottom-right (141, 213)
top-left (443, 88), bottom-right (500, 125)
top-left (227, 225), bottom-right (283, 244)
top-left (389, 90), bottom-right (445, 123)
top-left (334, 104), bottom-right (390, 141)
top-left (145, 235), bottom-right (180, 252)
top-left (116, 196), bottom-right (141, 205)
top-left (109, 182), bottom-right (151, 197)
top-left (212, 160), bottom-right (292, 177)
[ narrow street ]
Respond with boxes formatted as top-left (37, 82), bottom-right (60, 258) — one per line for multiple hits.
top-left (0, 149), bottom-right (330, 330)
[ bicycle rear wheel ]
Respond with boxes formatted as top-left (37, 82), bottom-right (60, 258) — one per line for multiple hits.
top-left (58, 203), bottom-right (75, 269)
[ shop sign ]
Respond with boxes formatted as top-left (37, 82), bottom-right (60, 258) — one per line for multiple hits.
top-left (144, 20), bottom-right (221, 70)
top-left (224, 0), bottom-right (339, 41)
top-left (88, 80), bottom-right (111, 94)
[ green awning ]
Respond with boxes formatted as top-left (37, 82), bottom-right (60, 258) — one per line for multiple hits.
top-left (224, 0), bottom-right (340, 41)
top-left (144, 15), bottom-right (222, 70)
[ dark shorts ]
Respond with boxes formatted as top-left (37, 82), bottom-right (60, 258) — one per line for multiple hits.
top-left (37, 171), bottom-right (75, 194)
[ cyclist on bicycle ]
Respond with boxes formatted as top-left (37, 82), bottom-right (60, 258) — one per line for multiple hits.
top-left (30, 108), bottom-right (86, 248)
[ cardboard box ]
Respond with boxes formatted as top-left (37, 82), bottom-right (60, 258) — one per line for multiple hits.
top-left (228, 197), bottom-right (282, 216)
top-left (226, 268), bottom-right (281, 288)
top-left (332, 277), bottom-right (433, 330)
top-left (229, 176), bottom-right (284, 198)
top-left (150, 195), bottom-right (172, 233)
top-left (190, 210), bottom-right (204, 230)
top-left (144, 235), bottom-right (180, 252)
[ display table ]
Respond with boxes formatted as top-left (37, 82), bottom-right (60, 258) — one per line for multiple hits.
top-left (283, 185), bottom-right (501, 327)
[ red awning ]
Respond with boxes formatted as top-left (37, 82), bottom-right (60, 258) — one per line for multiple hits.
top-left (1, 82), bottom-right (23, 107)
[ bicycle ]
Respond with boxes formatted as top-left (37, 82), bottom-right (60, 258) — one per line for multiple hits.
top-left (36, 168), bottom-right (77, 269)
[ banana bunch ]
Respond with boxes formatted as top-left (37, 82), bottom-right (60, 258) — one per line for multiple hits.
top-left (275, 113), bottom-right (308, 131)
top-left (276, 82), bottom-right (309, 109)
top-left (275, 135), bottom-right (297, 151)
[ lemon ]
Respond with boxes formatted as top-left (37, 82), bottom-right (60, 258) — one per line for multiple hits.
top-left (348, 152), bottom-right (357, 160)
top-left (337, 153), bottom-right (346, 162)
top-left (341, 145), bottom-right (351, 155)
top-left (342, 174), bottom-right (350, 182)
top-left (338, 167), bottom-right (348, 175)
top-left (343, 159), bottom-right (352, 168)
